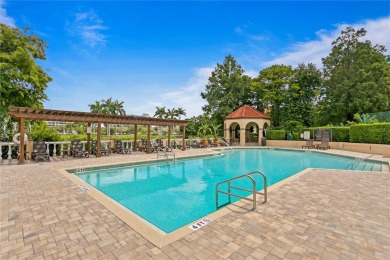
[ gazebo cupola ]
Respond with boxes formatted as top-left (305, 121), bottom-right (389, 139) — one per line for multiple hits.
top-left (224, 105), bottom-right (271, 146)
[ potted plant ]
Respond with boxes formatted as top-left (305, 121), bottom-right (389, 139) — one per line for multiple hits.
top-left (197, 123), bottom-right (211, 145)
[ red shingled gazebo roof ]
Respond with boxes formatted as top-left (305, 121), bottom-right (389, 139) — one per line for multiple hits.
top-left (225, 105), bottom-right (271, 119)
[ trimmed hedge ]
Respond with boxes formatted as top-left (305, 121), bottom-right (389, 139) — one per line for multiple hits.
top-left (266, 130), bottom-right (286, 140)
top-left (301, 127), bottom-right (350, 142)
top-left (330, 127), bottom-right (350, 142)
top-left (350, 123), bottom-right (390, 144)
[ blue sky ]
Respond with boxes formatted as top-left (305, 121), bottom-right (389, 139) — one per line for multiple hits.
top-left (1, 1), bottom-right (389, 117)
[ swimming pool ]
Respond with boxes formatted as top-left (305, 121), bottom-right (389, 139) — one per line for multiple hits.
top-left (72, 148), bottom-right (386, 233)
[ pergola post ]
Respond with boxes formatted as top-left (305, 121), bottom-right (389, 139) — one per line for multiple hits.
top-left (86, 122), bottom-right (91, 152)
top-left (147, 124), bottom-right (151, 154)
top-left (97, 122), bottom-right (101, 158)
top-left (182, 126), bottom-right (186, 151)
top-left (167, 125), bottom-right (171, 150)
top-left (18, 118), bottom-right (25, 165)
top-left (134, 124), bottom-right (138, 151)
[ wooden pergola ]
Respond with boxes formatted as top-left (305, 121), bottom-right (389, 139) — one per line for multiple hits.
top-left (9, 106), bottom-right (189, 165)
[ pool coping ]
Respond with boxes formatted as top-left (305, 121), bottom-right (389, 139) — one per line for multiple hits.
top-left (58, 147), bottom-right (389, 248)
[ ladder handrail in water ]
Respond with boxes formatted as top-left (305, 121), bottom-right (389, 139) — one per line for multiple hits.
top-left (215, 170), bottom-right (267, 211)
top-left (346, 147), bottom-right (390, 170)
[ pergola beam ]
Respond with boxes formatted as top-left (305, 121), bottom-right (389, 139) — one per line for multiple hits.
top-left (9, 106), bottom-right (189, 164)
top-left (9, 106), bottom-right (189, 127)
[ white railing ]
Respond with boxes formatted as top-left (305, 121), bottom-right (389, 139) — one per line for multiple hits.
top-left (0, 142), bottom-right (17, 160)
top-left (0, 140), bottom-right (131, 160)
top-left (0, 138), bottom-right (217, 161)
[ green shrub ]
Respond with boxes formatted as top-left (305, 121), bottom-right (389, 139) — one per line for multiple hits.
top-left (266, 130), bottom-right (286, 140)
top-left (30, 122), bottom-right (61, 141)
top-left (331, 127), bottom-right (350, 142)
top-left (350, 123), bottom-right (390, 144)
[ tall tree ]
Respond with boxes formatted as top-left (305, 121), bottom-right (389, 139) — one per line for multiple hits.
top-left (110, 100), bottom-right (126, 115)
top-left (88, 100), bottom-right (105, 114)
top-left (165, 108), bottom-right (178, 119)
top-left (201, 55), bottom-right (257, 124)
top-left (0, 24), bottom-right (52, 140)
top-left (154, 106), bottom-right (167, 135)
top-left (88, 97), bottom-right (126, 135)
top-left (254, 65), bottom-right (293, 127)
top-left (283, 63), bottom-right (322, 127)
top-left (154, 106), bottom-right (167, 119)
top-left (176, 107), bottom-right (187, 119)
top-left (321, 27), bottom-right (390, 124)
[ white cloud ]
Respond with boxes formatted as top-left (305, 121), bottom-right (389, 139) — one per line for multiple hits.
top-left (147, 67), bottom-right (213, 118)
top-left (263, 16), bottom-right (390, 68)
top-left (244, 69), bottom-right (258, 78)
top-left (67, 9), bottom-right (108, 48)
top-left (235, 24), bottom-right (269, 42)
top-left (0, 0), bottom-right (15, 27)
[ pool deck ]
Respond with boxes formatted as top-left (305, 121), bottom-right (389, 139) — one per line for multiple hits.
top-left (1, 148), bottom-right (390, 259)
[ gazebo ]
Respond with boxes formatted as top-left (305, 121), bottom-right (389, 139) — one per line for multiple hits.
top-left (224, 105), bottom-right (271, 146)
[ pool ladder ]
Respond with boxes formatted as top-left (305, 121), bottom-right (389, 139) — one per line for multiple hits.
top-left (156, 148), bottom-right (176, 162)
top-left (216, 170), bottom-right (267, 211)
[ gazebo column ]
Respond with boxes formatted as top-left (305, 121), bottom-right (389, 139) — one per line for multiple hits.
top-left (147, 125), bottom-right (151, 154)
top-left (224, 123), bottom-right (230, 142)
top-left (133, 124), bottom-right (138, 151)
top-left (97, 122), bottom-right (101, 157)
top-left (18, 118), bottom-right (25, 165)
top-left (181, 126), bottom-right (186, 151)
top-left (258, 128), bottom-right (262, 144)
top-left (86, 123), bottom-right (91, 152)
top-left (239, 128), bottom-right (246, 146)
top-left (167, 125), bottom-right (171, 150)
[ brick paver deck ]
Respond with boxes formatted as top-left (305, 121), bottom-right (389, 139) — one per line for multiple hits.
top-left (1, 150), bottom-right (389, 259)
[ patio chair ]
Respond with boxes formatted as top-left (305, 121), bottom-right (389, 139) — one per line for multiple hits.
top-left (31, 141), bottom-right (50, 161)
top-left (317, 140), bottom-right (330, 150)
top-left (221, 137), bottom-right (231, 146)
top-left (71, 140), bottom-right (89, 157)
top-left (302, 139), bottom-right (315, 149)
top-left (139, 139), bottom-right (154, 153)
top-left (221, 137), bottom-right (232, 146)
top-left (138, 139), bottom-right (146, 152)
top-left (154, 139), bottom-right (165, 151)
top-left (91, 140), bottom-right (110, 156)
top-left (173, 139), bottom-right (182, 149)
top-left (190, 139), bottom-right (200, 149)
top-left (208, 139), bottom-right (217, 147)
top-left (114, 140), bottom-right (131, 154)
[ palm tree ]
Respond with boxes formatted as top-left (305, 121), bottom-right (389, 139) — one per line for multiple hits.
top-left (154, 106), bottom-right (167, 118)
top-left (165, 108), bottom-right (178, 119)
top-left (209, 123), bottom-right (222, 139)
top-left (198, 123), bottom-right (211, 139)
top-left (88, 100), bottom-right (105, 114)
top-left (176, 107), bottom-right (186, 119)
top-left (109, 100), bottom-right (126, 135)
top-left (111, 100), bottom-right (126, 116)
top-left (89, 98), bottom-right (126, 136)
top-left (154, 106), bottom-right (167, 135)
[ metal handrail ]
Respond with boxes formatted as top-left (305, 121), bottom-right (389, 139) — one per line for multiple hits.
top-left (216, 170), bottom-right (267, 211)
top-left (346, 148), bottom-right (390, 170)
top-left (156, 148), bottom-right (176, 162)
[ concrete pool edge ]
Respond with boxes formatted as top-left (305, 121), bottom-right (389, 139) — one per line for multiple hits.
top-left (59, 161), bottom-right (314, 248)
top-left (213, 146), bottom-right (390, 171)
top-left (57, 147), bottom-right (389, 248)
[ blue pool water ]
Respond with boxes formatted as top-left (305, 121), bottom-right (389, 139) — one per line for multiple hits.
top-left (73, 148), bottom-right (385, 233)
